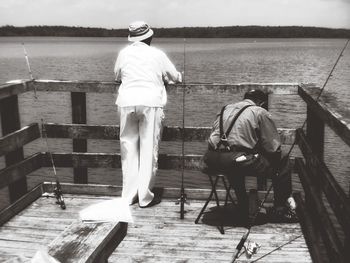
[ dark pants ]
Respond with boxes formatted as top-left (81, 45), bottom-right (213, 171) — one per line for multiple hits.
top-left (226, 154), bottom-right (292, 214)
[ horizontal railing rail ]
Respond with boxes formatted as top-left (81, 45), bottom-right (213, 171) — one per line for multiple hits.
top-left (295, 84), bottom-right (350, 263)
top-left (43, 123), bottom-right (296, 144)
top-left (0, 80), bottom-right (301, 206)
top-left (0, 123), bottom-right (40, 157)
top-left (0, 80), bottom-right (300, 99)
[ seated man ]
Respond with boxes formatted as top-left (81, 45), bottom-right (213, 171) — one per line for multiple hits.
top-left (204, 89), bottom-right (297, 223)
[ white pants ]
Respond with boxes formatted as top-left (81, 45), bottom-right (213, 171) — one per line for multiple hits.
top-left (119, 106), bottom-right (164, 206)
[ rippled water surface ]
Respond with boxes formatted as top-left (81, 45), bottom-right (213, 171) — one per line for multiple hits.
top-left (0, 37), bottom-right (349, 208)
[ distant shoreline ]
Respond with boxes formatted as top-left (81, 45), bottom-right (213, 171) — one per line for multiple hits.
top-left (1, 25), bottom-right (349, 38)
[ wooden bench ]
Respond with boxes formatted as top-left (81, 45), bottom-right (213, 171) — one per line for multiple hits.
top-left (48, 220), bottom-right (127, 263)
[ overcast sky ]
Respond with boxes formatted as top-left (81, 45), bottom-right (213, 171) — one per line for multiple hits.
top-left (0, 0), bottom-right (349, 29)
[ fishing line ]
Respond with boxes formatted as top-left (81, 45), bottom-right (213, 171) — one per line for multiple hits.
top-left (21, 43), bottom-right (66, 209)
top-left (286, 38), bottom-right (350, 157)
top-left (232, 38), bottom-right (349, 262)
top-left (22, 43), bottom-right (36, 98)
top-left (178, 38), bottom-right (187, 219)
top-left (250, 234), bottom-right (303, 262)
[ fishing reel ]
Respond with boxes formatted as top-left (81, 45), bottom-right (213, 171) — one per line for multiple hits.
top-left (42, 181), bottom-right (66, 210)
top-left (175, 190), bottom-right (188, 219)
top-left (53, 181), bottom-right (66, 210)
top-left (244, 240), bottom-right (260, 259)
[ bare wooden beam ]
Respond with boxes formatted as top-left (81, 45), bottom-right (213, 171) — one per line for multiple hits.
top-left (41, 153), bottom-right (297, 173)
top-left (0, 123), bottom-right (40, 157)
top-left (299, 84), bottom-right (350, 147)
top-left (293, 193), bottom-right (326, 263)
top-left (48, 220), bottom-right (127, 263)
top-left (0, 184), bottom-right (43, 226)
top-left (71, 92), bottom-right (88, 184)
top-left (0, 153), bottom-right (42, 189)
top-left (41, 182), bottom-right (276, 202)
top-left (44, 123), bottom-right (119, 140)
top-left (297, 129), bottom-right (350, 238)
top-left (41, 152), bottom-right (204, 170)
top-left (0, 95), bottom-right (27, 202)
top-left (295, 158), bottom-right (345, 262)
top-left (34, 80), bottom-right (117, 93)
top-left (31, 80), bottom-right (299, 95)
top-left (43, 123), bottom-right (295, 144)
top-left (41, 152), bottom-right (121, 168)
top-left (0, 80), bottom-right (34, 100)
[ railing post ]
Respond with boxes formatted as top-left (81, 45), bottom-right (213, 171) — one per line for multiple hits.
top-left (306, 106), bottom-right (325, 160)
top-left (306, 106), bottom-right (324, 198)
top-left (71, 92), bottom-right (87, 183)
top-left (0, 95), bottom-right (27, 202)
top-left (257, 94), bottom-right (269, 191)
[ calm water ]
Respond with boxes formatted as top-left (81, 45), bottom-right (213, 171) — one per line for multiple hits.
top-left (0, 37), bottom-right (349, 208)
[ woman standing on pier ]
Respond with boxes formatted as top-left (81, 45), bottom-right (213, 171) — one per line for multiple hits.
top-left (114, 21), bottom-right (182, 208)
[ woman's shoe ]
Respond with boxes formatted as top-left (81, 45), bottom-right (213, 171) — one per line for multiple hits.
top-left (139, 196), bottom-right (161, 208)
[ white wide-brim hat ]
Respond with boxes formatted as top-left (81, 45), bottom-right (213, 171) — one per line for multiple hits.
top-left (128, 21), bottom-right (154, 42)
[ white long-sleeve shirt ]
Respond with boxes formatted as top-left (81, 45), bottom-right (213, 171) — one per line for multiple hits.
top-left (114, 42), bottom-right (182, 107)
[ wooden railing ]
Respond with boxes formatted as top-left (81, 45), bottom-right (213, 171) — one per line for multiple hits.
top-left (1, 80), bottom-right (349, 261)
top-left (293, 84), bottom-right (350, 263)
top-left (0, 80), bottom-right (298, 203)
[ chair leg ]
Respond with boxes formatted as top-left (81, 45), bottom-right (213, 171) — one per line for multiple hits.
top-left (195, 189), bottom-right (214, 224)
top-left (195, 174), bottom-right (234, 235)
top-left (212, 176), bottom-right (221, 207)
top-left (195, 175), bottom-right (219, 224)
top-left (222, 178), bottom-right (235, 206)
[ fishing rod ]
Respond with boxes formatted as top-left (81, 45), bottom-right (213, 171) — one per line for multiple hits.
top-left (176, 38), bottom-right (188, 219)
top-left (231, 38), bottom-right (349, 262)
top-left (21, 43), bottom-right (66, 210)
top-left (250, 234), bottom-right (302, 262)
top-left (22, 43), bottom-right (37, 98)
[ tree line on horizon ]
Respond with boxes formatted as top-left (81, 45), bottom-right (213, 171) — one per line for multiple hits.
top-left (0, 25), bottom-right (349, 38)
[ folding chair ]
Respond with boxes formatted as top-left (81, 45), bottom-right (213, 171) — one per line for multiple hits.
top-left (194, 171), bottom-right (235, 234)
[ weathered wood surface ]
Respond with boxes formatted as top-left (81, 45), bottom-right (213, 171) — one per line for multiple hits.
top-left (0, 123), bottom-right (40, 157)
top-left (41, 152), bottom-right (296, 173)
top-left (41, 152), bottom-right (204, 170)
top-left (294, 193), bottom-right (328, 263)
top-left (33, 80), bottom-right (299, 95)
top-left (299, 83), bottom-right (350, 147)
top-left (0, 80), bottom-right (34, 100)
top-left (0, 191), bottom-right (312, 262)
top-left (0, 184), bottom-right (43, 226)
top-left (0, 153), bottom-right (42, 189)
top-left (295, 158), bottom-right (345, 262)
top-left (42, 182), bottom-right (275, 202)
top-left (48, 220), bottom-right (127, 263)
top-left (111, 199), bottom-right (311, 263)
top-left (0, 94), bottom-right (28, 202)
top-left (0, 80), bottom-right (299, 99)
top-left (71, 92), bottom-right (88, 184)
top-left (306, 106), bottom-right (324, 160)
top-left (297, 129), bottom-right (350, 238)
top-left (43, 123), bottom-right (296, 144)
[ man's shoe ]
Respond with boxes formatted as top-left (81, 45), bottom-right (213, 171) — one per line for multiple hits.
top-left (139, 196), bottom-right (161, 208)
top-left (267, 206), bottom-right (298, 223)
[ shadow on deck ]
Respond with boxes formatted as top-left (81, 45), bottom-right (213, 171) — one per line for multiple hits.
top-left (0, 184), bottom-right (311, 263)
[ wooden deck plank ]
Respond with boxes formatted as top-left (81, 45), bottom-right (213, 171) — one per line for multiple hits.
top-left (0, 193), bottom-right (312, 263)
top-left (109, 200), bottom-right (312, 263)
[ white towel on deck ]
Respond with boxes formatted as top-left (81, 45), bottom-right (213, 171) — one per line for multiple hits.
top-left (79, 197), bottom-right (134, 223)
top-left (31, 250), bottom-right (60, 263)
